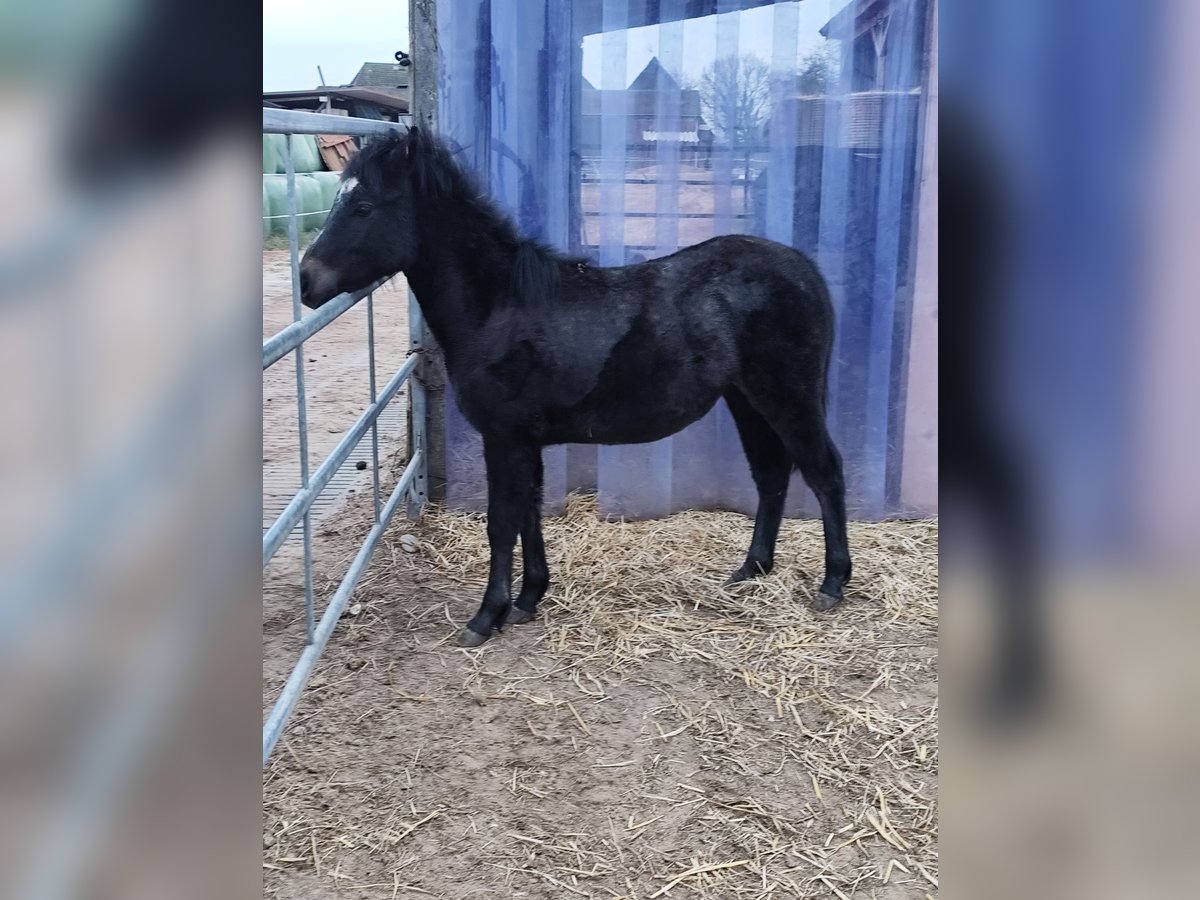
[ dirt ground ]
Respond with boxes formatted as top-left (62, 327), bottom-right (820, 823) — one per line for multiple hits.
top-left (262, 242), bottom-right (416, 811)
top-left (580, 167), bottom-right (753, 250)
top-left (262, 249), bottom-right (938, 900)
top-left (262, 248), bottom-right (411, 534)
top-left (263, 503), bottom-right (938, 899)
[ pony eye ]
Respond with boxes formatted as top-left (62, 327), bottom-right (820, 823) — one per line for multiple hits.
top-left (353, 202), bottom-right (373, 217)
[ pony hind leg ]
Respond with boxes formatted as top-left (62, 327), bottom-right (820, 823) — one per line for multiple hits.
top-left (740, 388), bottom-right (851, 611)
top-left (793, 420), bottom-right (852, 610)
top-left (507, 452), bottom-right (548, 625)
top-left (724, 388), bottom-right (792, 585)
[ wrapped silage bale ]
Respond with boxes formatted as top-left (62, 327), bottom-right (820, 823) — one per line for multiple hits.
top-left (263, 133), bottom-right (325, 173)
top-left (262, 134), bottom-right (287, 174)
top-left (263, 175), bottom-right (288, 235)
top-left (310, 171), bottom-right (342, 212)
top-left (262, 180), bottom-right (273, 238)
top-left (290, 135), bottom-right (323, 172)
top-left (295, 175), bottom-right (325, 231)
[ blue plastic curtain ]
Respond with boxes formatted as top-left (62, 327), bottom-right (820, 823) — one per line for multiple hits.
top-left (435, 0), bottom-right (932, 520)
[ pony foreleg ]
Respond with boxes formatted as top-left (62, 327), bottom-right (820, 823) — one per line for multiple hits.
top-left (457, 438), bottom-right (540, 647)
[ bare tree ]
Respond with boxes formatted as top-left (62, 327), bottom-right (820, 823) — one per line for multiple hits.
top-left (698, 55), bottom-right (772, 148)
top-left (797, 43), bottom-right (838, 95)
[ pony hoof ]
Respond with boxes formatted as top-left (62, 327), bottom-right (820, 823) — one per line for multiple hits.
top-left (725, 565), bottom-right (766, 586)
top-left (456, 627), bottom-right (491, 648)
top-left (811, 591), bottom-right (843, 612)
top-left (506, 606), bottom-right (535, 625)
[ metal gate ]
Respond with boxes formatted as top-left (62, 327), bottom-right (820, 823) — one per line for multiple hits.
top-left (261, 109), bottom-right (427, 764)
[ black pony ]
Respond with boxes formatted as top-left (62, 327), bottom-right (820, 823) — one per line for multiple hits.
top-left (301, 127), bottom-right (851, 647)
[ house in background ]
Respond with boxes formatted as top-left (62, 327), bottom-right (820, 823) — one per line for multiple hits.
top-left (579, 58), bottom-right (711, 169)
top-left (346, 61), bottom-right (412, 106)
top-left (263, 61), bottom-right (410, 121)
top-left (752, 0), bottom-right (926, 254)
top-left (821, 0), bottom-right (923, 92)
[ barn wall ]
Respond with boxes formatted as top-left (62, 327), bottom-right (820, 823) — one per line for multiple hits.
top-left (433, 0), bottom-right (937, 520)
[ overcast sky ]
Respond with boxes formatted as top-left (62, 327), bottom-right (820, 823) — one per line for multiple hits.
top-left (263, 1), bottom-right (835, 92)
top-left (263, 0), bottom-right (410, 91)
top-left (581, 2), bottom-right (831, 87)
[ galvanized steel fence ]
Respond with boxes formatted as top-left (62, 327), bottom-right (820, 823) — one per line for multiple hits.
top-left (261, 108), bottom-right (426, 765)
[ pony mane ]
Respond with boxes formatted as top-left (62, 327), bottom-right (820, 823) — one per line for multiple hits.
top-left (345, 128), bottom-right (578, 308)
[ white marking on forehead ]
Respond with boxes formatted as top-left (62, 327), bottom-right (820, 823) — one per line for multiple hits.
top-left (336, 177), bottom-right (359, 199)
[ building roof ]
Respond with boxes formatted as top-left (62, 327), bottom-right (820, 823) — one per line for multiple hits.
top-left (580, 57), bottom-right (701, 118)
top-left (261, 86), bottom-right (409, 114)
top-left (628, 57), bottom-right (680, 93)
top-left (820, 0), bottom-right (893, 39)
top-left (262, 61), bottom-right (410, 114)
top-left (350, 62), bottom-right (410, 91)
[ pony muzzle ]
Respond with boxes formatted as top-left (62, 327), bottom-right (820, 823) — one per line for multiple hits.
top-left (298, 257), bottom-right (339, 309)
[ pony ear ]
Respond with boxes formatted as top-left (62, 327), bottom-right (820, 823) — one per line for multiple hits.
top-left (382, 128), bottom-right (416, 173)
top-left (395, 125), bottom-right (450, 196)
top-left (404, 126), bottom-right (422, 156)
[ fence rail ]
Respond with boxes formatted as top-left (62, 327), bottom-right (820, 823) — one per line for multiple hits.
top-left (263, 108), bottom-right (411, 137)
top-left (261, 107), bottom-right (423, 765)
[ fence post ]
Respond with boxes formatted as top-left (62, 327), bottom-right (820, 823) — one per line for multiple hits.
top-left (406, 287), bottom-right (429, 518)
top-left (409, 0), bottom-right (447, 504)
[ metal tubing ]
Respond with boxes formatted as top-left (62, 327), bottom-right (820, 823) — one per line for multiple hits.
top-left (262, 279), bottom-right (387, 370)
top-left (263, 108), bottom-right (410, 137)
top-left (285, 135), bottom-right (317, 644)
top-left (262, 353), bottom-right (419, 568)
top-left (260, 109), bottom-right (429, 764)
top-left (367, 291), bottom-right (381, 522)
top-left (262, 448), bottom-right (424, 765)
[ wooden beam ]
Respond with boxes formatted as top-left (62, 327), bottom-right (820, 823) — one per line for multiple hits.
top-left (408, 0), bottom-right (448, 503)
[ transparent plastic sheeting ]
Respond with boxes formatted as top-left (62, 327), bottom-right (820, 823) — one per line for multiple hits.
top-left (435, 0), bottom-right (934, 520)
